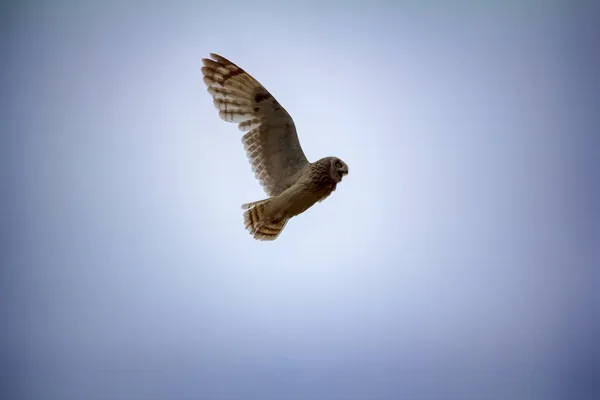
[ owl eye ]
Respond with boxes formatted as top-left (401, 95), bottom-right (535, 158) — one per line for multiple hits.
top-left (335, 161), bottom-right (342, 168)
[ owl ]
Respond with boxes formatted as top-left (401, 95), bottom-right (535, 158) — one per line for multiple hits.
top-left (201, 53), bottom-right (349, 240)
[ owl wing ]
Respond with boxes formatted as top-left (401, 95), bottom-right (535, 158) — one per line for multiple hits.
top-left (201, 53), bottom-right (310, 197)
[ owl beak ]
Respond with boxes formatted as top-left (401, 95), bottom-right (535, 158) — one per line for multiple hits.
top-left (338, 167), bottom-right (348, 180)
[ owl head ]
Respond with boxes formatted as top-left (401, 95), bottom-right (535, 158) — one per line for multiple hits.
top-left (329, 157), bottom-right (349, 183)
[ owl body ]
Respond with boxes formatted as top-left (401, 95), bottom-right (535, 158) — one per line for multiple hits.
top-left (265, 158), bottom-right (337, 220)
top-left (201, 53), bottom-right (349, 241)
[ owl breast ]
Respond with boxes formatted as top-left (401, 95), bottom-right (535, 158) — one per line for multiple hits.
top-left (269, 163), bottom-right (334, 219)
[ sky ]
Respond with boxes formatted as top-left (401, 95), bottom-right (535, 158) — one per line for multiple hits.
top-left (1, 1), bottom-right (599, 399)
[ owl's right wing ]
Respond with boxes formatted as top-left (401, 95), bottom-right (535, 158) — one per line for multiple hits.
top-left (201, 53), bottom-right (310, 197)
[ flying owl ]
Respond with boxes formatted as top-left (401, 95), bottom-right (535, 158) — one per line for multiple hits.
top-left (201, 53), bottom-right (349, 241)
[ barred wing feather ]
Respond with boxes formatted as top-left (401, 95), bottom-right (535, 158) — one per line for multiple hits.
top-left (201, 53), bottom-right (309, 197)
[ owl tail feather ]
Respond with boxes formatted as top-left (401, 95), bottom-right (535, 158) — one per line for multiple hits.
top-left (242, 199), bottom-right (288, 241)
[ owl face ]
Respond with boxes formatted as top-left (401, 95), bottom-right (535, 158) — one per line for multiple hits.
top-left (330, 157), bottom-right (349, 183)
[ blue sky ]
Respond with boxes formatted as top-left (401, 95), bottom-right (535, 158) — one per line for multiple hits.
top-left (2, 1), bottom-right (598, 399)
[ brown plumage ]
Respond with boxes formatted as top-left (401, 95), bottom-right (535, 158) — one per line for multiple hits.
top-left (201, 53), bottom-right (349, 240)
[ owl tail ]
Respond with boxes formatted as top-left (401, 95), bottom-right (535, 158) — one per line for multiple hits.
top-left (242, 199), bottom-right (288, 241)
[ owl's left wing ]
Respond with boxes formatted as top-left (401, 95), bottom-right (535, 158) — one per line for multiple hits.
top-left (201, 53), bottom-right (310, 197)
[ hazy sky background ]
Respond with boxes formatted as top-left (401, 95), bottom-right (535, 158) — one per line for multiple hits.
top-left (2, 1), bottom-right (598, 399)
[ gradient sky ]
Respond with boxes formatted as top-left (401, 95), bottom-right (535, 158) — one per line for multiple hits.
top-left (2, 1), bottom-right (599, 400)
